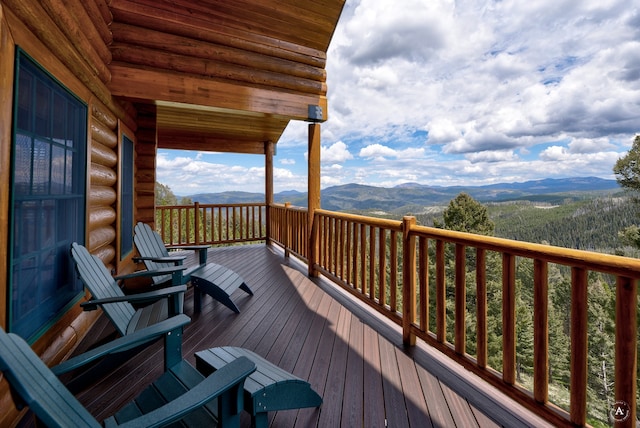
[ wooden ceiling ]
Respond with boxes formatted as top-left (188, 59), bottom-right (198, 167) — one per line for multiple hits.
top-left (107, 0), bottom-right (346, 154)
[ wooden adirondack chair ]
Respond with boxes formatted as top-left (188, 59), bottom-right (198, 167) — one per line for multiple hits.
top-left (70, 242), bottom-right (190, 369)
top-left (133, 222), bottom-right (253, 313)
top-left (0, 327), bottom-right (255, 428)
top-left (133, 221), bottom-right (210, 285)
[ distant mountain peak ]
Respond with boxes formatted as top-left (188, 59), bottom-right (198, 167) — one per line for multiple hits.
top-left (179, 176), bottom-right (620, 215)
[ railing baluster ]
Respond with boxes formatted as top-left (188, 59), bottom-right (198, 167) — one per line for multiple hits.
top-left (390, 230), bottom-right (397, 312)
top-left (360, 223), bottom-right (366, 294)
top-left (476, 248), bottom-right (487, 368)
top-left (346, 221), bottom-right (353, 288)
top-left (455, 243), bottom-right (466, 355)
top-left (352, 222), bottom-right (359, 290)
top-left (533, 259), bottom-right (549, 403)
top-left (502, 253), bottom-right (516, 385)
top-left (369, 225), bottom-right (375, 299)
top-left (379, 228), bottom-right (387, 307)
top-left (570, 267), bottom-right (588, 426)
top-left (194, 202), bottom-right (200, 244)
top-left (418, 236), bottom-right (428, 333)
top-left (615, 275), bottom-right (637, 428)
top-left (339, 219), bottom-right (345, 280)
top-left (436, 239), bottom-right (446, 342)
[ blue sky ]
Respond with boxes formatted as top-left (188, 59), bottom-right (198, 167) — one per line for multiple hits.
top-left (158, 0), bottom-right (640, 196)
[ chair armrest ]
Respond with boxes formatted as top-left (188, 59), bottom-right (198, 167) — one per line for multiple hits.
top-left (81, 285), bottom-right (187, 311)
top-left (51, 314), bottom-right (191, 375)
top-left (133, 255), bottom-right (187, 264)
top-left (166, 245), bottom-right (210, 251)
top-left (105, 357), bottom-right (256, 428)
top-left (166, 245), bottom-right (209, 265)
top-left (114, 265), bottom-right (187, 281)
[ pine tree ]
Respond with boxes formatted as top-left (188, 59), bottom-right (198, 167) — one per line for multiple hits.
top-left (436, 192), bottom-right (495, 235)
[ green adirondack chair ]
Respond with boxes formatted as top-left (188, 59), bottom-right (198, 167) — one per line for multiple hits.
top-left (133, 222), bottom-right (253, 313)
top-left (0, 327), bottom-right (255, 428)
top-left (133, 221), bottom-right (211, 285)
top-left (70, 242), bottom-right (190, 369)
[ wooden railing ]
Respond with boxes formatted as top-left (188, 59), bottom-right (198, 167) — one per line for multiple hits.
top-left (159, 203), bottom-right (638, 427)
top-left (307, 209), bottom-right (638, 428)
top-left (155, 202), bottom-right (266, 246)
top-left (268, 203), bottom-right (309, 260)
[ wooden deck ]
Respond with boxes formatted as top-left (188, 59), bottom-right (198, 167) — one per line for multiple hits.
top-left (67, 244), bottom-right (554, 427)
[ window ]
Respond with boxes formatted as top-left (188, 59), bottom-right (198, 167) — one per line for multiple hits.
top-left (9, 50), bottom-right (87, 341)
top-left (120, 133), bottom-right (134, 258)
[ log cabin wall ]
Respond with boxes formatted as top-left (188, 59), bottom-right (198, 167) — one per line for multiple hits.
top-left (89, 100), bottom-right (120, 268)
top-left (135, 104), bottom-right (158, 228)
top-left (108, 0), bottom-right (328, 93)
top-left (0, 1), bottom-right (139, 424)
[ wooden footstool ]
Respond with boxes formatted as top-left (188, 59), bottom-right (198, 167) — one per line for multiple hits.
top-left (190, 264), bottom-right (253, 313)
top-left (195, 346), bottom-right (322, 428)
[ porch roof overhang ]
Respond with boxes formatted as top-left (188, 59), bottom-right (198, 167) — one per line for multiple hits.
top-left (106, 0), bottom-right (346, 155)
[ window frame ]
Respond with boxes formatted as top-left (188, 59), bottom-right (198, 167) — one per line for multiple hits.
top-left (119, 128), bottom-right (135, 261)
top-left (8, 48), bottom-right (87, 341)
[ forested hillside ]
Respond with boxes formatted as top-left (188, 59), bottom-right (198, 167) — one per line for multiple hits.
top-left (414, 196), bottom-right (639, 255)
top-left (490, 197), bottom-right (638, 251)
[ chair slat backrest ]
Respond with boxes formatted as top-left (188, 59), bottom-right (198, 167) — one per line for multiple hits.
top-left (134, 222), bottom-right (174, 285)
top-left (71, 242), bottom-right (135, 335)
top-left (0, 329), bottom-right (100, 428)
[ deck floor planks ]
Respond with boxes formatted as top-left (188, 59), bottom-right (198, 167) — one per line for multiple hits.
top-left (415, 362), bottom-right (458, 427)
top-left (66, 244), bottom-right (556, 427)
top-left (363, 322), bottom-right (387, 427)
top-left (316, 306), bottom-right (351, 427)
top-left (283, 296), bottom-right (342, 427)
top-left (341, 312), bottom-right (364, 427)
top-left (395, 347), bottom-right (432, 427)
top-left (440, 381), bottom-right (482, 427)
top-left (378, 334), bottom-right (411, 427)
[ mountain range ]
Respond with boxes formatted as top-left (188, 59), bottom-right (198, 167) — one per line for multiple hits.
top-left (185, 177), bottom-right (622, 215)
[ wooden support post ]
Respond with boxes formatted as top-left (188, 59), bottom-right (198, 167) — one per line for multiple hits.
top-left (265, 141), bottom-right (274, 246)
top-left (307, 123), bottom-right (321, 277)
top-left (402, 216), bottom-right (416, 346)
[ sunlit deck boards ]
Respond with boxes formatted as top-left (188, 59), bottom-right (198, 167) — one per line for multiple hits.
top-left (71, 244), bottom-right (553, 427)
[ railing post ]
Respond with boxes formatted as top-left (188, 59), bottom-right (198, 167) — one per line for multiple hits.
top-left (309, 209), bottom-right (319, 277)
top-left (615, 276), bottom-right (637, 427)
top-left (284, 202), bottom-right (291, 258)
top-left (194, 201), bottom-right (201, 245)
top-left (402, 216), bottom-right (416, 346)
